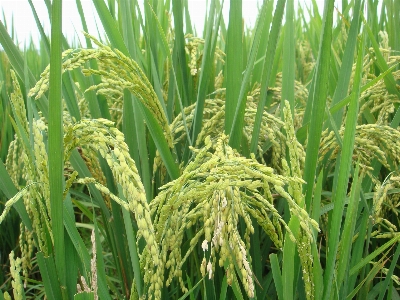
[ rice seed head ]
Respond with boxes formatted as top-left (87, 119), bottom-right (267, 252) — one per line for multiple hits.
top-left (149, 133), bottom-right (313, 297)
top-left (10, 70), bottom-right (29, 133)
top-left (65, 118), bottom-right (159, 259)
top-left (28, 33), bottom-right (174, 149)
top-left (9, 251), bottom-right (24, 300)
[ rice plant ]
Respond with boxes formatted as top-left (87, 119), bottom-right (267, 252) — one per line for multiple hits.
top-left (1, 0), bottom-right (400, 299)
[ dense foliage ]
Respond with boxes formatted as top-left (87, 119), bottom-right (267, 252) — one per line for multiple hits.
top-left (1, 0), bottom-right (400, 299)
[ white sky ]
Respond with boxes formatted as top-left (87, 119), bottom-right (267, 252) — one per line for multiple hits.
top-left (0, 0), bottom-right (326, 48)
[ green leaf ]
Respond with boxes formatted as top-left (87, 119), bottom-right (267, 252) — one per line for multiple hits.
top-left (281, 0), bottom-right (295, 117)
top-left (91, 0), bottom-right (129, 56)
top-left (229, 0), bottom-right (270, 149)
top-left (136, 99), bottom-right (180, 179)
top-left (177, 277), bottom-right (204, 300)
top-left (328, 0), bottom-right (363, 127)
top-left (231, 271), bottom-right (245, 300)
top-left (377, 241), bottom-right (400, 300)
top-left (350, 235), bottom-right (400, 277)
top-left (92, 212), bottom-right (112, 300)
top-left (48, 0), bottom-right (66, 291)
top-left (336, 163), bottom-right (362, 298)
top-left (364, 17), bottom-right (400, 98)
top-left (312, 171), bottom-right (323, 298)
top-left (190, 0), bottom-right (222, 146)
top-left (172, 0), bottom-right (190, 108)
top-left (270, 253), bottom-right (283, 300)
top-left (122, 198), bottom-right (143, 297)
top-left (322, 31), bottom-right (365, 300)
top-left (219, 276), bottom-right (228, 300)
top-left (250, 0), bottom-right (286, 153)
top-left (347, 254), bottom-right (389, 300)
top-left (224, 0), bottom-right (242, 135)
top-left (36, 253), bottom-right (63, 300)
top-left (282, 215), bottom-right (300, 300)
top-left (27, 0), bottom-right (50, 56)
top-left (302, 0), bottom-right (335, 212)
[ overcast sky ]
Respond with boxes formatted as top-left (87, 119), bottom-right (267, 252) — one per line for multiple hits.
top-left (0, 0), bottom-right (326, 48)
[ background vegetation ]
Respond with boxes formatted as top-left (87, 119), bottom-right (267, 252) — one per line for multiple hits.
top-left (1, 0), bottom-right (400, 299)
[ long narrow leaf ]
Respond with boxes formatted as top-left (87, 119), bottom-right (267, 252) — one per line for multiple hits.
top-left (281, 0), bottom-right (295, 117)
top-left (48, 0), bottom-right (66, 289)
top-left (229, 0), bottom-right (270, 149)
top-left (224, 0), bottom-right (242, 135)
top-left (329, 0), bottom-right (362, 127)
top-left (36, 253), bottom-right (63, 300)
top-left (377, 241), bottom-right (400, 300)
top-left (270, 253), bottom-right (283, 300)
top-left (302, 0), bottom-right (335, 212)
top-left (336, 163), bottom-right (362, 296)
top-left (323, 32), bottom-right (364, 300)
top-left (250, 0), bottom-right (286, 153)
